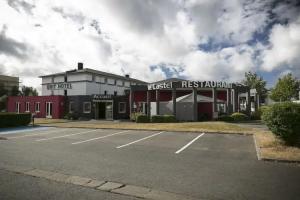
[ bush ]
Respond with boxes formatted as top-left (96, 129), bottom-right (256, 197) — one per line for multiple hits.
top-left (217, 115), bottom-right (234, 122)
top-left (151, 115), bottom-right (177, 123)
top-left (250, 106), bottom-right (271, 120)
top-left (64, 112), bottom-right (79, 120)
top-left (262, 102), bottom-right (300, 146)
top-left (230, 112), bottom-right (249, 122)
top-left (136, 115), bottom-right (150, 123)
top-left (0, 113), bottom-right (31, 128)
top-left (130, 112), bottom-right (143, 121)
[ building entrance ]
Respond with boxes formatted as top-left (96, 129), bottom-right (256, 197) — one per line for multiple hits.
top-left (95, 101), bottom-right (113, 120)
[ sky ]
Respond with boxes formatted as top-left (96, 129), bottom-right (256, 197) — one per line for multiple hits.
top-left (0, 0), bottom-right (300, 94)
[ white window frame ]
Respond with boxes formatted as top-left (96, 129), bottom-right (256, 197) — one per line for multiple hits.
top-left (118, 102), bottom-right (126, 113)
top-left (35, 102), bottom-right (40, 112)
top-left (25, 102), bottom-right (30, 112)
top-left (69, 101), bottom-right (74, 113)
top-left (83, 102), bottom-right (91, 113)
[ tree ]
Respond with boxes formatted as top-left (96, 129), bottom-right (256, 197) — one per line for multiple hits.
top-left (242, 71), bottom-right (267, 97)
top-left (20, 86), bottom-right (38, 96)
top-left (270, 73), bottom-right (299, 102)
top-left (11, 86), bottom-right (19, 96)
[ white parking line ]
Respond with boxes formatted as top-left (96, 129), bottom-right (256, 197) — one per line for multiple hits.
top-left (175, 133), bottom-right (205, 154)
top-left (71, 130), bottom-right (130, 145)
top-left (7, 128), bottom-right (68, 139)
top-left (36, 129), bottom-right (101, 142)
top-left (116, 131), bottom-right (164, 149)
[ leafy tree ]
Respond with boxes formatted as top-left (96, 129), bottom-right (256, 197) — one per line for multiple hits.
top-left (242, 71), bottom-right (267, 97)
top-left (0, 83), bottom-right (7, 97)
top-left (270, 73), bottom-right (299, 102)
top-left (20, 86), bottom-right (38, 96)
top-left (11, 86), bottom-right (19, 96)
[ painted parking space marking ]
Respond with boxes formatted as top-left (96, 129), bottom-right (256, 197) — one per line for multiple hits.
top-left (36, 129), bottom-right (101, 142)
top-left (7, 128), bottom-right (68, 139)
top-left (175, 133), bottom-right (205, 154)
top-left (0, 127), bottom-right (54, 135)
top-left (71, 130), bottom-right (130, 145)
top-left (116, 131), bottom-right (164, 149)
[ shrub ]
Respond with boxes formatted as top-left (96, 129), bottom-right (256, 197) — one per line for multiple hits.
top-left (250, 106), bottom-right (271, 120)
top-left (151, 115), bottom-right (177, 123)
top-left (64, 112), bottom-right (79, 120)
top-left (230, 112), bottom-right (249, 122)
top-left (130, 112), bottom-right (143, 121)
top-left (0, 113), bottom-right (31, 128)
top-left (262, 102), bottom-right (300, 146)
top-left (217, 115), bottom-right (234, 122)
top-left (136, 115), bottom-right (150, 123)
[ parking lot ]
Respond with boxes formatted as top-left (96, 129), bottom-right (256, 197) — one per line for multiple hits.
top-left (0, 127), bottom-right (299, 200)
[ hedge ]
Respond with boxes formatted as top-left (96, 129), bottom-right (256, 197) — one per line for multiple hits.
top-left (151, 115), bottom-right (177, 123)
top-left (262, 102), bottom-right (300, 146)
top-left (217, 115), bottom-right (234, 122)
top-left (0, 113), bottom-right (31, 128)
top-left (230, 112), bottom-right (249, 121)
top-left (136, 115), bottom-right (150, 123)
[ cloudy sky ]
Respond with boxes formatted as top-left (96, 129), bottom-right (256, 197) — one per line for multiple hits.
top-left (0, 0), bottom-right (300, 93)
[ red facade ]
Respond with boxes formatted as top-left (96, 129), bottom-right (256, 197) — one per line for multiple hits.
top-left (7, 96), bottom-right (65, 119)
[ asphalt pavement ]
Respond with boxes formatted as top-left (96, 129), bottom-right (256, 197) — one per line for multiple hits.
top-left (0, 127), bottom-right (299, 200)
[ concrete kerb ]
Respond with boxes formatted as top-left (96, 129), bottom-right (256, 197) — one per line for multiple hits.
top-left (41, 124), bottom-right (253, 136)
top-left (1, 165), bottom-right (200, 200)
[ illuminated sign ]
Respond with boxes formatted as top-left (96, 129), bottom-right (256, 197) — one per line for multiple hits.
top-left (47, 83), bottom-right (72, 90)
top-left (147, 82), bottom-right (172, 90)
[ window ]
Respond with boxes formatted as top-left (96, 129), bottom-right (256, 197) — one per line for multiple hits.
top-left (217, 103), bottom-right (226, 114)
top-left (119, 102), bottom-right (126, 113)
top-left (69, 101), bottom-right (74, 113)
top-left (35, 102), bottom-right (40, 112)
top-left (114, 91), bottom-right (117, 96)
top-left (83, 102), bottom-right (91, 113)
top-left (104, 90), bottom-right (107, 95)
top-left (64, 90), bottom-right (67, 96)
top-left (136, 102), bottom-right (147, 114)
top-left (25, 102), bottom-right (30, 112)
top-left (15, 102), bottom-right (20, 113)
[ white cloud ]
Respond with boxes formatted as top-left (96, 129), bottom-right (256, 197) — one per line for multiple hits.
top-left (261, 16), bottom-right (300, 75)
top-left (0, 0), bottom-right (299, 95)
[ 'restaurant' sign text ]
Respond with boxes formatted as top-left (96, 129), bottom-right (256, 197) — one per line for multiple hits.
top-left (148, 80), bottom-right (232, 90)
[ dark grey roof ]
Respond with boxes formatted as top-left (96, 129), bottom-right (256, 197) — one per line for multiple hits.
top-left (39, 68), bottom-right (147, 83)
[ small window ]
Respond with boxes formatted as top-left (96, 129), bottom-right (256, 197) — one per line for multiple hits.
top-left (83, 102), bottom-right (91, 113)
top-left (104, 90), bottom-right (107, 95)
top-left (25, 102), bottom-right (30, 112)
top-left (64, 90), bottom-right (67, 96)
top-left (114, 91), bottom-right (117, 96)
top-left (15, 102), bottom-right (20, 113)
top-left (69, 101), bottom-right (74, 113)
top-left (119, 102), bottom-right (126, 113)
top-left (35, 102), bottom-right (40, 112)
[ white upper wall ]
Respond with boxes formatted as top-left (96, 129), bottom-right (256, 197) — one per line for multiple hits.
top-left (41, 71), bottom-right (139, 96)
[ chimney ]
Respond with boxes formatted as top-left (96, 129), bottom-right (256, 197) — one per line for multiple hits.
top-left (125, 74), bottom-right (130, 78)
top-left (77, 62), bottom-right (83, 70)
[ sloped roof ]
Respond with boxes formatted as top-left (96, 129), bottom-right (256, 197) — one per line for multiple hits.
top-left (170, 93), bottom-right (225, 103)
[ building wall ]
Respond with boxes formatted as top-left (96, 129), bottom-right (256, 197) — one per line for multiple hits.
top-left (0, 75), bottom-right (19, 94)
top-left (7, 96), bottom-right (65, 119)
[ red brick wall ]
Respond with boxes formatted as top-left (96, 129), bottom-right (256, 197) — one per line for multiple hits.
top-left (7, 96), bottom-right (65, 119)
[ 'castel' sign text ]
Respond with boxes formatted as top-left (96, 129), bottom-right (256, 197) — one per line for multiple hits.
top-left (47, 83), bottom-right (72, 90)
top-left (148, 80), bottom-right (232, 90)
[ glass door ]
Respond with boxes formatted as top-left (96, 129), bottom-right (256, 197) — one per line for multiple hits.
top-left (46, 102), bottom-right (53, 118)
top-left (105, 102), bottom-right (113, 120)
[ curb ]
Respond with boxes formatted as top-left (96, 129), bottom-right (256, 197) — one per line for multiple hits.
top-left (0, 165), bottom-right (202, 200)
top-left (253, 134), bottom-right (300, 165)
top-left (39, 124), bottom-right (253, 136)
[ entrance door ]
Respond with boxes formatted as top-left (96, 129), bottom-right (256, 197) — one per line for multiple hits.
top-left (98, 102), bottom-right (106, 119)
top-left (46, 102), bottom-right (53, 118)
top-left (105, 102), bottom-right (113, 120)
